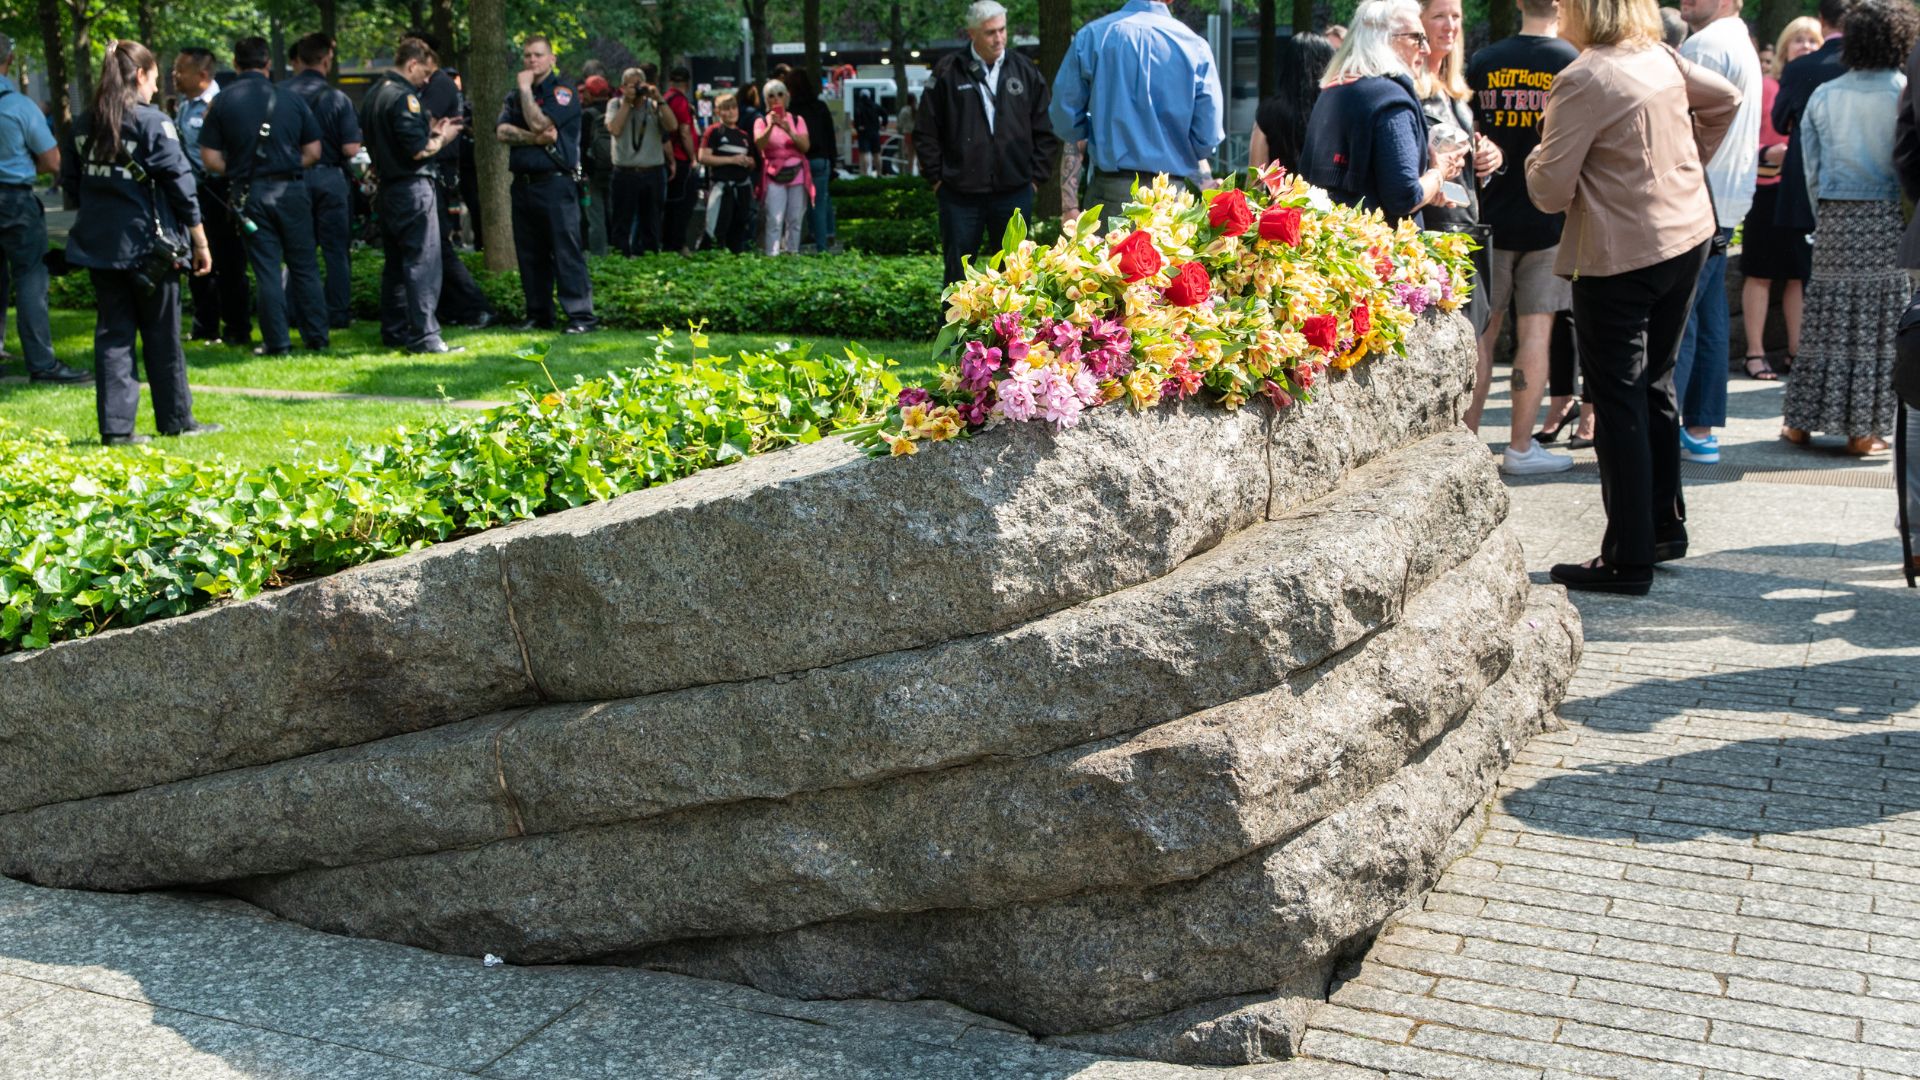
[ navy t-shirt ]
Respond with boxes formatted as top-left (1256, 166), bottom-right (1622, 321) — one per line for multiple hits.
top-left (1467, 34), bottom-right (1579, 252)
top-left (498, 73), bottom-right (581, 173)
top-left (284, 70), bottom-right (361, 168)
top-left (199, 70), bottom-right (322, 181)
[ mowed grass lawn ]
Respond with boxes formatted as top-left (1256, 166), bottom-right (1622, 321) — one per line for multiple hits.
top-left (2, 310), bottom-right (938, 469)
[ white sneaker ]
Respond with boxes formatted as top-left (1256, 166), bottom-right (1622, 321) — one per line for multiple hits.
top-left (1501, 440), bottom-right (1574, 475)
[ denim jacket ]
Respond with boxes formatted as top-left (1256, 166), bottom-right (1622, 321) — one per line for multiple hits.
top-left (1802, 68), bottom-right (1908, 206)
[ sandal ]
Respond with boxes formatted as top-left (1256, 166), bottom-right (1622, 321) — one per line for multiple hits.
top-left (1781, 426), bottom-right (1811, 446)
top-left (1743, 355), bottom-right (1779, 381)
top-left (1844, 435), bottom-right (1890, 456)
top-left (1778, 353), bottom-right (1795, 377)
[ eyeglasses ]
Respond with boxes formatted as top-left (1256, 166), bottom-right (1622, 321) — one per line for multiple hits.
top-left (1393, 31), bottom-right (1431, 46)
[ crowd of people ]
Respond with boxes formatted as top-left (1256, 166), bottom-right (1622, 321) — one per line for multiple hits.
top-left (0, 1), bottom-right (1916, 586)
top-left (1246, 0), bottom-right (1920, 592)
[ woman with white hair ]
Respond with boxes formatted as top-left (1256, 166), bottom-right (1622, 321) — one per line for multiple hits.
top-left (1299, 0), bottom-right (1465, 226)
top-left (753, 78), bottom-right (813, 255)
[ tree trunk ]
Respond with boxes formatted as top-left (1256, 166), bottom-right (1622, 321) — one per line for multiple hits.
top-left (470, 0), bottom-right (518, 270)
top-left (803, 0), bottom-right (821, 79)
top-left (744, 0), bottom-right (771, 83)
top-left (37, 0), bottom-right (68, 143)
top-left (888, 1), bottom-right (908, 100)
top-left (430, 0), bottom-right (457, 71)
top-left (67, 0), bottom-right (92, 108)
top-left (1259, 0), bottom-right (1277, 98)
top-left (319, 0), bottom-right (339, 48)
top-left (1035, 0), bottom-right (1072, 221)
top-left (137, 0), bottom-right (155, 48)
top-left (1488, 0), bottom-right (1514, 44)
top-left (269, 13), bottom-right (287, 80)
top-left (409, 0), bottom-right (426, 31)
top-left (1292, 0), bottom-right (1312, 33)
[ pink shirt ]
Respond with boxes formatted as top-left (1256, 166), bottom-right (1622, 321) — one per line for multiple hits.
top-left (1756, 76), bottom-right (1786, 187)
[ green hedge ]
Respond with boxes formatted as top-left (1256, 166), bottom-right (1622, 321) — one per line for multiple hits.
top-left (837, 215), bottom-right (1063, 257)
top-left (828, 175), bottom-right (928, 198)
top-left (833, 188), bottom-right (940, 221)
top-left (50, 250), bottom-right (948, 340)
top-left (0, 338), bottom-right (903, 652)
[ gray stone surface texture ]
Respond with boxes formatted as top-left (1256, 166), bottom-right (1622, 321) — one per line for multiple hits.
top-left (222, 520), bottom-right (1538, 960)
top-left (0, 428), bottom-right (1507, 893)
top-left (0, 312), bottom-right (1473, 819)
top-left (0, 309), bottom-right (1556, 1070)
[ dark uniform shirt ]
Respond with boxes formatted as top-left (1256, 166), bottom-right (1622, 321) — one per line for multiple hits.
top-left (284, 70), bottom-right (362, 168)
top-left (360, 71), bottom-right (435, 182)
top-left (198, 70), bottom-right (322, 181)
top-left (60, 104), bottom-right (200, 270)
top-left (419, 69), bottom-right (466, 166)
top-left (497, 72), bottom-right (581, 174)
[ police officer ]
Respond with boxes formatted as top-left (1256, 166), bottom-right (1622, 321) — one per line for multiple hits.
top-left (172, 46), bottom-right (253, 347)
top-left (199, 36), bottom-right (328, 356)
top-left (408, 28), bottom-right (494, 328)
top-left (286, 32), bottom-right (361, 331)
top-left (495, 35), bottom-right (595, 333)
top-left (61, 40), bottom-right (216, 444)
top-left (0, 31), bottom-right (89, 383)
top-left (360, 37), bottom-right (465, 354)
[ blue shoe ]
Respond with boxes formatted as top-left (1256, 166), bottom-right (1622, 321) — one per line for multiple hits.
top-left (1680, 429), bottom-right (1719, 463)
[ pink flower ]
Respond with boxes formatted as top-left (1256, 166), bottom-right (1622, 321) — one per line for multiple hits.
top-left (1038, 368), bottom-right (1085, 428)
top-left (897, 387), bottom-right (931, 408)
top-left (1072, 367), bottom-right (1101, 405)
top-left (960, 388), bottom-right (995, 427)
top-left (1004, 337), bottom-right (1030, 363)
top-left (1262, 379), bottom-right (1294, 409)
top-left (960, 340), bottom-right (1004, 391)
top-left (992, 312), bottom-right (1025, 345)
top-left (996, 363), bottom-right (1041, 422)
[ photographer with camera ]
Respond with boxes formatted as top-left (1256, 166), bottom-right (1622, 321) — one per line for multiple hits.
top-left (60, 40), bottom-right (215, 446)
top-left (605, 64), bottom-right (677, 255)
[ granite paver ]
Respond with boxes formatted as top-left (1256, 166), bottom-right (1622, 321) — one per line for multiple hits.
top-left (1296, 377), bottom-right (1920, 1078)
top-left (0, 376), bottom-right (1911, 1077)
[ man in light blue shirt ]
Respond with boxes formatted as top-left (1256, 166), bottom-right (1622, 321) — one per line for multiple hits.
top-left (0, 33), bottom-right (89, 382)
top-left (1049, 0), bottom-right (1224, 222)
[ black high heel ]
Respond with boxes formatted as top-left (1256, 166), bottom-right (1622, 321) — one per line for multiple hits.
top-left (1536, 400), bottom-right (1580, 445)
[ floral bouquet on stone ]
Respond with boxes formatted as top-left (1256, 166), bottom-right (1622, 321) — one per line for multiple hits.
top-left (848, 166), bottom-right (1475, 456)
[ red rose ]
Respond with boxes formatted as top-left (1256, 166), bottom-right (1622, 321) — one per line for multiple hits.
top-left (1351, 304), bottom-right (1372, 339)
top-left (1110, 230), bottom-right (1163, 283)
top-left (1258, 205), bottom-right (1303, 245)
top-left (1163, 262), bottom-right (1212, 307)
top-left (1207, 189), bottom-right (1253, 237)
top-left (1302, 314), bottom-right (1339, 352)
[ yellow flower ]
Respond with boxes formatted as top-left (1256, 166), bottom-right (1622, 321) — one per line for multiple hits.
top-left (882, 431), bottom-right (918, 456)
top-left (1125, 368), bottom-right (1162, 409)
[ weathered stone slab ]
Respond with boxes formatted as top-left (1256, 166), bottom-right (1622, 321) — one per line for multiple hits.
top-left (503, 313), bottom-right (1475, 701)
top-left (0, 533), bottom-right (537, 815)
top-left (618, 588), bottom-right (1580, 1038)
top-left (0, 431), bottom-right (1502, 892)
top-left (224, 527), bottom-right (1530, 960)
top-left (0, 313), bottom-right (1473, 819)
top-left (1042, 973), bottom-right (1333, 1067)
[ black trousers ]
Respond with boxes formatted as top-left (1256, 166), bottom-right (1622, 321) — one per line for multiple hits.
top-left (377, 177), bottom-right (444, 350)
top-left (711, 179), bottom-right (754, 253)
top-left (305, 167), bottom-right (354, 328)
top-left (187, 177), bottom-right (251, 343)
top-left (662, 160), bottom-right (696, 253)
top-left (433, 180), bottom-right (492, 325)
top-left (1548, 310), bottom-right (1581, 397)
top-left (240, 177), bottom-right (328, 351)
top-left (91, 268), bottom-right (192, 438)
top-left (610, 165), bottom-right (666, 255)
top-left (510, 173), bottom-right (594, 328)
top-left (1569, 241), bottom-right (1711, 569)
top-left (938, 186), bottom-right (1034, 286)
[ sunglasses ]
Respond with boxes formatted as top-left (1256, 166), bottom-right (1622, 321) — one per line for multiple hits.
top-left (1394, 31), bottom-right (1431, 46)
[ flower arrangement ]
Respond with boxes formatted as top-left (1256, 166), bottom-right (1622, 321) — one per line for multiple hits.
top-left (849, 166), bottom-right (1475, 456)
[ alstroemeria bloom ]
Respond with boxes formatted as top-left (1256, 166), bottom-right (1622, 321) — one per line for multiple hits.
top-left (1110, 230), bottom-right (1162, 283)
top-left (991, 312), bottom-right (1025, 344)
top-left (960, 340), bottom-right (1004, 391)
top-left (1302, 314), bottom-right (1339, 352)
top-left (1262, 379), bottom-right (1295, 409)
top-left (1258, 205), bottom-right (1303, 245)
top-left (1163, 262), bottom-right (1211, 307)
top-left (1207, 189), bottom-right (1252, 237)
top-left (897, 387), bottom-right (931, 408)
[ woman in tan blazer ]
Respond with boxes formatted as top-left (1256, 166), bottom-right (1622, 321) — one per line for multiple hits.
top-left (1524, 0), bottom-right (1739, 596)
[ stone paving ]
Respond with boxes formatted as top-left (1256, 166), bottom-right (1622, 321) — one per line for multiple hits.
top-left (0, 374), bottom-right (1913, 1078)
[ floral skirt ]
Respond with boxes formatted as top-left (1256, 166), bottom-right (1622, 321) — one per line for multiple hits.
top-left (1782, 200), bottom-right (1908, 438)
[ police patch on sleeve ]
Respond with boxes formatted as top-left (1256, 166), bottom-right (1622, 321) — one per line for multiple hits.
top-left (555, 86), bottom-right (573, 106)
top-left (160, 119), bottom-right (180, 142)
top-left (407, 95), bottom-right (422, 114)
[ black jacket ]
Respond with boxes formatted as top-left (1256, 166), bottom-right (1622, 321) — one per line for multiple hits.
top-left (1771, 37), bottom-right (1848, 231)
top-left (61, 105), bottom-right (200, 270)
top-left (917, 48), bottom-right (1059, 195)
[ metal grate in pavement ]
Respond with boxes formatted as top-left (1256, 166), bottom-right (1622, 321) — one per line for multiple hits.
top-left (1568, 458), bottom-right (1894, 489)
